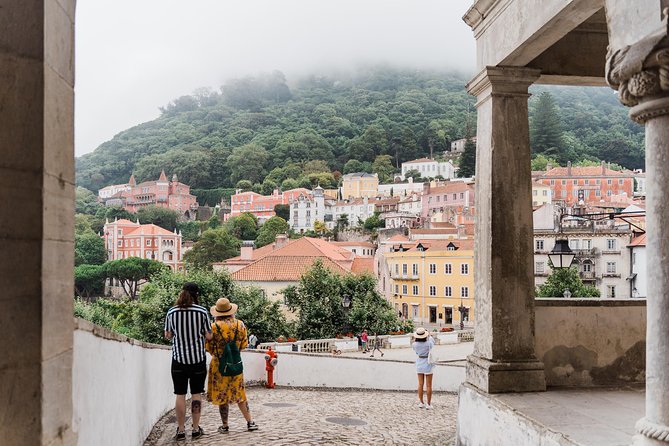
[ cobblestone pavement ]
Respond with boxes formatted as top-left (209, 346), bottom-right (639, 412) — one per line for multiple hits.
top-left (145, 387), bottom-right (458, 446)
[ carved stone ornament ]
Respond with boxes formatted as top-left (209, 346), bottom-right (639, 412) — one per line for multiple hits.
top-left (605, 16), bottom-right (669, 121)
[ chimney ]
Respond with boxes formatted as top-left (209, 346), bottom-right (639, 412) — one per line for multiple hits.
top-left (546, 162), bottom-right (552, 171)
top-left (601, 160), bottom-right (606, 175)
top-left (567, 161), bottom-right (572, 176)
top-left (274, 233), bottom-right (288, 249)
top-left (240, 240), bottom-right (254, 261)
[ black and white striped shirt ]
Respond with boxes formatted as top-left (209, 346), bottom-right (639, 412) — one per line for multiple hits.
top-left (164, 305), bottom-right (212, 364)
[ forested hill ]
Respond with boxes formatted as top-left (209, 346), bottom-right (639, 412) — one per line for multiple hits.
top-left (76, 68), bottom-right (645, 192)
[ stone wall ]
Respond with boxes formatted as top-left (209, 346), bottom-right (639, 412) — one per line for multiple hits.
top-left (535, 299), bottom-right (646, 387)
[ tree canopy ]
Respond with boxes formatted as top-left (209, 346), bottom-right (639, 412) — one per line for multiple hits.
top-left (183, 228), bottom-right (241, 269)
top-left (536, 266), bottom-right (601, 298)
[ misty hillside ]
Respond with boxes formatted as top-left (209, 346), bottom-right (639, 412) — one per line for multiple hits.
top-left (76, 68), bottom-right (644, 193)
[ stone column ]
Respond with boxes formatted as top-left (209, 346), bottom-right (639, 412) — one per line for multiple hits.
top-left (607, 38), bottom-right (669, 445)
top-left (0, 0), bottom-right (76, 445)
top-left (465, 66), bottom-right (546, 393)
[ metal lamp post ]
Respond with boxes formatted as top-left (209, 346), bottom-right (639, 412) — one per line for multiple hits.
top-left (548, 239), bottom-right (576, 269)
top-left (458, 299), bottom-right (467, 331)
top-left (341, 294), bottom-right (352, 336)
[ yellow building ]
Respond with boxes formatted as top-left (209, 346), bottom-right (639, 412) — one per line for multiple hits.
top-left (341, 172), bottom-right (379, 199)
top-left (384, 239), bottom-right (474, 327)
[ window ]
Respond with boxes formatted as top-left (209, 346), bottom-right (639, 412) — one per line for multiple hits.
top-left (412, 285), bottom-right (419, 295)
top-left (607, 262), bottom-right (617, 274)
top-left (444, 286), bottom-right (452, 297)
top-left (117, 240), bottom-right (122, 247)
top-left (146, 239), bottom-right (151, 246)
top-left (607, 179), bottom-right (612, 185)
top-left (461, 286), bottom-right (469, 298)
top-left (607, 239), bottom-right (617, 250)
top-left (402, 264), bottom-right (408, 275)
top-left (452, 194), bottom-right (457, 200)
top-left (561, 180), bottom-right (566, 185)
top-left (550, 180), bottom-right (555, 185)
top-left (585, 179), bottom-right (590, 185)
top-left (582, 239), bottom-right (591, 249)
top-left (561, 190), bottom-right (567, 198)
top-left (395, 284), bottom-right (399, 294)
top-left (444, 263), bottom-right (452, 274)
top-left (402, 285), bottom-right (408, 294)
top-left (429, 286), bottom-right (436, 296)
top-left (595, 190), bottom-right (601, 197)
top-left (582, 262), bottom-right (592, 273)
top-left (533, 190), bottom-right (538, 196)
top-left (429, 263), bottom-right (436, 274)
top-left (543, 190), bottom-right (548, 196)
top-left (619, 179), bottom-right (624, 185)
top-left (535, 240), bottom-right (544, 251)
top-left (573, 180), bottom-right (578, 185)
top-left (395, 264), bottom-right (399, 275)
top-left (461, 263), bottom-right (469, 275)
top-left (569, 239), bottom-right (580, 249)
top-left (535, 262), bottom-right (545, 274)
top-left (412, 264), bottom-right (418, 275)
top-left (460, 193), bottom-right (464, 199)
top-left (607, 285), bottom-right (616, 298)
top-left (607, 190), bottom-right (612, 196)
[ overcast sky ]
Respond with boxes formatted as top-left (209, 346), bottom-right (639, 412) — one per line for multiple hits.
top-left (75, 0), bottom-right (476, 157)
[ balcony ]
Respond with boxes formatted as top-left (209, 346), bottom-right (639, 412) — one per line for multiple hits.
top-left (580, 271), bottom-right (596, 280)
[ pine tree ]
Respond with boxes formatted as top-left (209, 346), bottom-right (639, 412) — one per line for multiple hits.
top-left (530, 92), bottom-right (565, 161)
top-left (458, 138), bottom-right (476, 177)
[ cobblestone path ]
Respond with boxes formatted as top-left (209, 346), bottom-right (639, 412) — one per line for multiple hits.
top-left (145, 387), bottom-right (457, 446)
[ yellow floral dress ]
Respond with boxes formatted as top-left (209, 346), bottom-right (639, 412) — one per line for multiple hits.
top-left (205, 318), bottom-right (249, 405)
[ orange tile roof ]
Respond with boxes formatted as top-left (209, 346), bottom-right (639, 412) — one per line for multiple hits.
top-left (425, 182), bottom-right (473, 194)
top-left (411, 228), bottom-right (459, 234)
top-left (232, 256), bottom-right (348, 281)
top-left (351, 256), bottom-right (375, 274)
top-left (386, 234), bottom-right (410, 242)
top-left (110, 219), bottom-right (138, 225)
top-left (412, 239), bottom-right (474, 251)
top-left (628, 233), bottom-right (647, 247)
top-left (540, 166), bottom-right (632, 177)
top-left (125, 224), bottom-right (176, 236)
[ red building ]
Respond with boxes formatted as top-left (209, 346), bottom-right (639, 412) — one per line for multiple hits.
top-left (104, 171), bottom-right (198, 218)
top-left (227, 188), bottom-right (311, 222)
top-left (103, 219), bottom-right (183, 270)
top-left (533, 161), bottom-right (635, 205)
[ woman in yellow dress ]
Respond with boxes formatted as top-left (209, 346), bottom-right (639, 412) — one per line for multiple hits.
top-left (205, 298), bottom-right (259, 433)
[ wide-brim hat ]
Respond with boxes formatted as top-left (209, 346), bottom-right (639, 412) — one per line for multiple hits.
top-left (414, 327), bottom-right (429, 339)
top-left (210, 298), bottom-right (238, 317)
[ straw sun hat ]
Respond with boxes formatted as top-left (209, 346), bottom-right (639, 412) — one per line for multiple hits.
top-left (414, 327), bottom-right (429, 339)
top-left (210, 298), bottom-right (238, 317)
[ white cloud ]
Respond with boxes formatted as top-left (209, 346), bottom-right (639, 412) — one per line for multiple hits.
top-left (75, 0), bottom-right (475, 156)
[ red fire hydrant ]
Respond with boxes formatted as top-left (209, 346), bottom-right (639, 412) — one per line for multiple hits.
top-left (264, 347), bottom-right (278, 389)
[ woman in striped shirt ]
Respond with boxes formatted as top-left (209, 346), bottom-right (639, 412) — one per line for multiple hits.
top-left (164, 282), bottom-right (213, 441)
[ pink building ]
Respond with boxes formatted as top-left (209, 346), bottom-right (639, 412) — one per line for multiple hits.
top-left (227, 188), bottom-right (311, 222)
top-left (104, 171), bottom-right (198, 218)
top-left (103, 219), bottom-right (183, 270)
top-left (421, 181), bottom-right (475, 219)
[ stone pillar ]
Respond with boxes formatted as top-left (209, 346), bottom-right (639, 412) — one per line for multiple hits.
top-left (464, 66), bottom-right (546, 393)
top-left (607, 36), bottom-right (669, 445)
top-left (0, 0), bottom-right (76, 445)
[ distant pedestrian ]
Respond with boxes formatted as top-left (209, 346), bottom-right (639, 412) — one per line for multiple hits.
top-left (248, 332), bottom-right (258, 349)
top-left (370, 332), bottom-right (384, 358)
top-left (164, 282), bottom-right (212, 441)
top-left (361, 329), bottom-right (369, 353)
top-left (412, 327), bottom-right (435, 410)
top-left (356, 333), bottom-right (363, 351)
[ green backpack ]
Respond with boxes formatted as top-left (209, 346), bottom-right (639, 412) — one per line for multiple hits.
top-left (215, 321), bottom-right (244, 377)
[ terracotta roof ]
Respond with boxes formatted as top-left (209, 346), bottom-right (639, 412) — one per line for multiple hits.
top-left (109, 219), bottom-right (138, 225)
top-left (351, 256), bottom-right (375, 274)
top-left (628, 234), bottom-right (647, 247)
top-left (158, 170), bottom-right (168, 181)
top-left (540, 166), bottom-right (632, 177)
top-left (232, 256), bottom-right (348, 281)
top-left (386, 234), bottom-right (410, 242)
top-left (125, 224), bottom-right (176, 236)
top-left (403, 158), bottom-right (434, 164)
top-left (411, 228), bottom-right (458, 234)
top-left (332, 241), bottom-right (375, 248)
top-left (425, 182), bottom-right (473, 194)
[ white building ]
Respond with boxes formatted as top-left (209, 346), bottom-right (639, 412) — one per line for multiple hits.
top-left (449, 137), bottom-right (477, 153)
top-left (633, 169), bottom-right (646, 197)
top-left (98, 183), bottom-right (131, 200)
top-left (628, 233), bottom-right (647, 298)
top-left (400, 158), bottom-right (456, 180)
top-left (377, 179), bottom-right (425, 198)
top-left (288, 187), bottom-right (334, 233)
top-left (332, 197), bottom-right (376, 228)
top-left (534, 223), bottom-right (633, 298)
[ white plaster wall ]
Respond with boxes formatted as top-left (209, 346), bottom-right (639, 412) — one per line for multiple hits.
top-left (72, 321), bottom-right (174, 446)
top-left (241, 350), bottom-right (464, 392)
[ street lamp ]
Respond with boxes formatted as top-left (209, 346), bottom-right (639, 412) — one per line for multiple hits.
top-left (563, 289), bottom-right (572, 299)
top-left (548, 239), bottom-right (575, 269)
top-left (341, 294), bottom-right (352, 336)
top-left (342, 294), bottom-right (352, 309)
